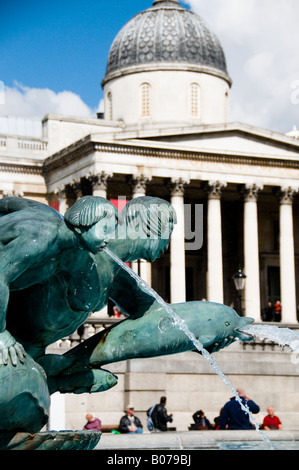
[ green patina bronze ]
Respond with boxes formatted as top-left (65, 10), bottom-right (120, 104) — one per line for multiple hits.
top-left (0, 195), bottom-right (253, 450)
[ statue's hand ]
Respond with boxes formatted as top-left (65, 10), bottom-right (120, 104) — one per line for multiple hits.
top-left (205, 335), bottom-right (236, 353)
top-left (0, 330), bottom-right (26, 366)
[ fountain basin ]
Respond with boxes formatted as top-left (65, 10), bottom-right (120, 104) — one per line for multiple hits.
top-left (95, 430), bottom-right (299, 451)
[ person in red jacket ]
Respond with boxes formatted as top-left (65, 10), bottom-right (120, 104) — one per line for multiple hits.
top-left (262, 406), bottom-right (282, 430)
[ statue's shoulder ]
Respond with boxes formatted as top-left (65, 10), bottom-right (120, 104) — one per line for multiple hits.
top-left (0, 197), bottom-right (63, 223)
top-left (0, 198), bottom-right (64, 246)
top-left (0, 197), bottom-right (49, 214)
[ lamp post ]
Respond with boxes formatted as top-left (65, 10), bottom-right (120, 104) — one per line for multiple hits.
top-left (232, 266), bottom-right (246, 316)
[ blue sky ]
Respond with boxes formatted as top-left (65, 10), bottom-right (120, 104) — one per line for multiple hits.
top-left (1, 0), bottom-right (162, 109)
top-left (1, 0), bottom-right (299, 133)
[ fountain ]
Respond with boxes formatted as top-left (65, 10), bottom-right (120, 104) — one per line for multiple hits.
top-left (101, 247), bottom-right (274, 449)
top-left (0, 195), bottom-right (295, 450)
top-left (240, 324), bottom-right (299, 353)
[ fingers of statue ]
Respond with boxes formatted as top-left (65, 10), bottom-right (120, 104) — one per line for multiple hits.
top-left (0, 346), bottom-right (23, 366)
top-left (14, 342), bottom-right (26, 363)
top-left (8, 344), bottom-right (26, 366)
top-left (228, 336), bottom-right (236, 346)
top-left (0, 347), bottom-right (8, 365)
top-left (211, 336), bottom-right (235, 352)
top-left (0, 345), bottom-right (25, 366)
top-left (9, 345), bottom-right (18, 366)
top-left (221, 336), bottom-right (235, 349)
top-left (0, 331), bottom-right (26, 366)
top-left (8, 343), bottom-right (26, 366)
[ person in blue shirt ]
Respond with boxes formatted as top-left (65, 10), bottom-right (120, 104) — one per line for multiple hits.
top-left (218, 387), bottom-right (260, 430)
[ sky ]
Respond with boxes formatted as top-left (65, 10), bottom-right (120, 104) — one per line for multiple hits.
top-left (0, 0), bottom-right (298, 134)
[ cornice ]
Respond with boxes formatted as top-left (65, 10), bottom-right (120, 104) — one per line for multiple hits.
top-left (0, 162), bottom-right (43, 175)
top-left (117, 122), bottom-right (299, 150)
top-left (102, 62), bottom-right (232, 88)
top-left (43, 139), bottom-right (94, 174)
top-left (43, 139), bottom-right (299, 176)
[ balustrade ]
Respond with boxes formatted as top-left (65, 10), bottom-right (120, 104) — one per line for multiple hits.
top-left (18, 139), bottom-right (47, 151)
top-left (0, 135), bottom-right (47, 152)
top-left (48, 316), bottom-right (121, 351)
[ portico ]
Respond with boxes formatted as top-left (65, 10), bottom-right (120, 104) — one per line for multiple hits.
top-left (43, 127), bottom-right (299, 325)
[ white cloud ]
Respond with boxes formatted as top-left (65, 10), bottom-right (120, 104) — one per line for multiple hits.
top-left (97, 98), bottom-right (104, 114)
top-left (185, 0), bottom-right (299, 133)
top-left (0, 82), bottom-right (99, 120)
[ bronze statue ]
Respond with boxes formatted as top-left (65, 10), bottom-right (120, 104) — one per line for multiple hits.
top-left (0, 196), bottom-right (254, 449)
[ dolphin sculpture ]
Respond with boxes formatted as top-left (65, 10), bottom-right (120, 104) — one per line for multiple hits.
top-left (60, 301), bottom-right (254, 373)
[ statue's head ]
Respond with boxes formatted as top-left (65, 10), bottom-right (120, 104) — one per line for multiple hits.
top-left (64, 196), bottom-right (118, 254)
top-left (115, 196), bottom-right (177, 262)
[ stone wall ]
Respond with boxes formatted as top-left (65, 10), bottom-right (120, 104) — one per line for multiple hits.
top-left (48, 335), bottom-right (299, 432)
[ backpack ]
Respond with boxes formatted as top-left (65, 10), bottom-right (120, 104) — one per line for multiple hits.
top-left (147, 405), bottom-right (155, 431)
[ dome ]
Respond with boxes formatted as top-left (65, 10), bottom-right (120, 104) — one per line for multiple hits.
top-left (103, 0), bottom-right (231, 86)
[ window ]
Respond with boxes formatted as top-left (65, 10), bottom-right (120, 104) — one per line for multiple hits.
top-left (225, 90), bottom-right (229, 121)
top-left (107, 91), bottom-right (113, 120)
top-left (140, 83), bottom-right (151, 118)
top-left (190, 83), bottom-right (200, 119)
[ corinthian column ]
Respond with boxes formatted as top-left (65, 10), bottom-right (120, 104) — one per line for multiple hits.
top-left (279, 187), bottom-right (297, 323)
top-left (243, 184), bottom-right (262, 321)
top-left (170, 178), bottom-right (188, 303)
top-left (89, 171), bottom-right (112, 198)
top-left (207, 181), bottom-right (226, 304)
top-left (65, 179), bottom-right (82, 208)
top-left (130, 175), bottom-right (150, 199)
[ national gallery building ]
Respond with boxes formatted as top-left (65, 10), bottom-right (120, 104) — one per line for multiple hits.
top-left (1, 0), bottom-right (299, 431)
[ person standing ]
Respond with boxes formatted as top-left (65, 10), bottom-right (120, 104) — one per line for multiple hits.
top-left (218, 387), bottom-right (260, 430)
top-left (261, 301), bottom-right (275, 322)
top-left (274, 300), bottom-right (282, 322)
top-left (151, 396), bottom-right (173, 432)
top-left (119, 405), bottom-right (143, 434)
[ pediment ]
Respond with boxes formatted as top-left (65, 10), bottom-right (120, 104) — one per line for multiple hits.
top-left (134, 122), bottom-right (299, 161)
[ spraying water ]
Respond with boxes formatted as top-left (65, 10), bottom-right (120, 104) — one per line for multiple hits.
top-left (103, 247), bottom-right (274, 449)
top-left (241, 324), bottom-right (299, 352)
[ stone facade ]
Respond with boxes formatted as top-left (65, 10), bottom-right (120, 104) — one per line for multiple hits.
top-left (41, 125), bottom-right (299, 324)
top-left (1, 0), bottom-right (299, 432)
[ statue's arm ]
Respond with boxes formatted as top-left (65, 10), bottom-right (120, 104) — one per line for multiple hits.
top-left (0, 219), bottom-right (54, 364)
top-left (0, 250), bottom-right (31, 365)
top-left (0, 239), bottom-right (27, 336)
top-left (0, 277), bottom-right (26, 365)
top-left (108, 268), bottom-right (157, 317)
top-left (0, 278), bottom-right (11, 333)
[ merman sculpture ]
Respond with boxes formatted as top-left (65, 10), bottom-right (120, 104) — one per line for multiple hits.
top-left (0, 196), bottom-right (253, 450)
